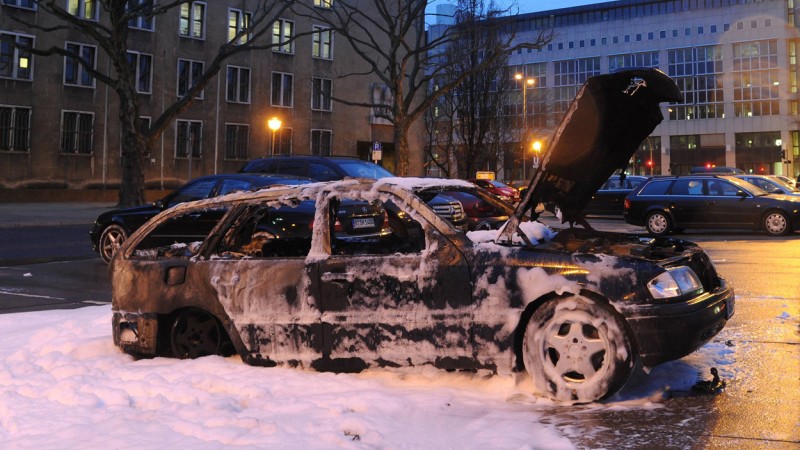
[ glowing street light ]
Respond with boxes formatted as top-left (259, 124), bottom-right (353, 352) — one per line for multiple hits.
top-left (267, 117), bottom-right (282, 156)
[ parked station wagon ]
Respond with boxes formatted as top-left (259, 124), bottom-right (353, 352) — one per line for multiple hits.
top-left (111, 69), bottom-right (734, 403)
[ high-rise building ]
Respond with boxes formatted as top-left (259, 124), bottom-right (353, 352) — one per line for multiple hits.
top-left (463, 0), bottom-right (800, 179)
top-left (0, 1), bottom-right (399, 197)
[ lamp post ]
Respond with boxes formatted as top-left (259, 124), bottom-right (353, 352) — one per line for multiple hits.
top-left (515, 74), bottom-right (535, 179)
top-left (267, 117), bottom-right (282, 156)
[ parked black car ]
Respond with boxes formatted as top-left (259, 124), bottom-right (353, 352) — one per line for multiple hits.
top-left (239, 155), bottom-right (393, 181)
top-left (624, 175), bottom-right (800, 236)
top-left (418, 185), bottom-right (516, 231)
top-left (110, 69), bottom-right (733, 404)
top-left (583, 174), bottom-right (648, 216)
top-left (90, 174), bottom-right (312, 263)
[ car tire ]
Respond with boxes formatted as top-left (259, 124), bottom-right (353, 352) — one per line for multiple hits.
top-left (645, 211), bottom-right (672, 236)
top-left (170, 309), bottom-right (226, 359)
top-left (522, 295), bottom-right (634, 403)
top-left (99, 224), bottom-right (127, 264)
top-left (763, 210), bottom-right (790, 236)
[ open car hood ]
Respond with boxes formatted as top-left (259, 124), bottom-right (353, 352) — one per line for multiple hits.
top-left (501, 68), bottom-right (682, 241)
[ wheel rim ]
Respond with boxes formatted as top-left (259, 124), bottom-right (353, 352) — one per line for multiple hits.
top-left (765, 212), bottom-right (787, 235)
top-left (647, 213), bottom-right (668, 234)
top-left (539, 310), bottom-right (612, 386)
top-left (101, 227), bottom-right (125, 262)
top-left (170, 310), bottom-right (222, 359)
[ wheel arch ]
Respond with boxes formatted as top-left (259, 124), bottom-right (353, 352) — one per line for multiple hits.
top-left (761, 208), bottom-right (792, 234)
top-left (156, 306), bottom-right (243, 359)
top-left (512, 289), bottom-right (640, 373)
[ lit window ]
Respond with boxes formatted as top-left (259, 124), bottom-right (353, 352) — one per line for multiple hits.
top-left (0, 32), bottom-right (33, 80)
top-left (228, 8), bottom-right (252, 44)
top-left (273, 19), bottom-right (294, 53)
top-left (68, 0), bottom-right (98, 20)
top-left (314, 0), bottom-right (332, 7)
top-left (312, 26), bottom-right (332, 59)
top-left (179, 1), bottom-right (206, 39)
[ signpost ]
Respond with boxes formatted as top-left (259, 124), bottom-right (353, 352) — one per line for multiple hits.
top-left (475, 171), bottom-right (495, 180)
top-left (371, 141), bottom-right (382, 163)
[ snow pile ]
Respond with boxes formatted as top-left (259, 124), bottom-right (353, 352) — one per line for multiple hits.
top-left (0, 306), bottom-right (739, 448)
top-left (468, 221), bottom-right (556, 246)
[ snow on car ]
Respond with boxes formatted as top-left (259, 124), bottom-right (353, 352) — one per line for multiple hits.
top-left (109, 69), bottom-right (734, 403)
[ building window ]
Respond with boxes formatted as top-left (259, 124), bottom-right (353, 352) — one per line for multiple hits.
top-left (553, 58), bottom-right (600, 120)
top-left (68, 0), bottom-right (98, 20)
top-left (608, 51), bottom-right (659, 72)
top-left (667, 45), bottom-right (724, 120)
top-left (61, 111), bottom-right (94, 154)
top-left (311, 129), bottom-right (332, 156)
top-left (314, 0), bottom-right (332, 7)
top-left (179, 1), bottom-right (205, 39)
top-left (127, 51), bottom-right (152, 94)
top-left (64, 42), bottom-right (96, 87)
top-left (228, 8), bottom-right (251, 44)
top-left (311, 77), bottom-right (332, 111)
top-left (732, 40), bottom-right (779, 117)
top-left (175, 119), bottom-right (202, 158)
top-left (271, 72), bottom-right (293, 107)
top-left (273, 19), bottom-right (294, 54)
top-left (0, 105), bottom-right (31, 152)
top-left (177, 59), bottom-right (204, 99)
top-left (273, 128), bottom-right (292, 155)
top-left (224, 123), bottom-right (249, 160)
top-left (2, 0), bottom-right (35, 10)
top-left (0, 32), bottom-right (33, 80)
top-left (127, 0), bottom-right (154, 31)
top-left (312, 26), bottom-right (332, 59)
top-left (226, 66), bottom-right (250, 103)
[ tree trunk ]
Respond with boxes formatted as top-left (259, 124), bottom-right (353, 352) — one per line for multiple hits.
top-left (117, 91), bottom-right (146, 207)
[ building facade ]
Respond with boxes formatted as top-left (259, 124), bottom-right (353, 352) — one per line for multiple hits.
top-left (489, 0), bottom-right (800, 179)
top-left (0, 0), bottom-right (397, 195)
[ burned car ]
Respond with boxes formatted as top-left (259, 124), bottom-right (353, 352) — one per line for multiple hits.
top-left (110, 69), bottom-right (734, 403)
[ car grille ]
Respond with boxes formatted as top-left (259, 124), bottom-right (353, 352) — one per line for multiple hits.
top-left (432, 202), bottom-right (465, 223)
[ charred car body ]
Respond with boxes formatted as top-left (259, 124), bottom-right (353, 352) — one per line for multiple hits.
top-left (110, 69), bottom-right (734, 403)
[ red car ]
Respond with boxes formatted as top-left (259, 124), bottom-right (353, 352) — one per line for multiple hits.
top-left (468, 179), bottom-right (520, 203)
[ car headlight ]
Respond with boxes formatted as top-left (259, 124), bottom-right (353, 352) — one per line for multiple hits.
top-left (647, 267), bottom-right (704, 299)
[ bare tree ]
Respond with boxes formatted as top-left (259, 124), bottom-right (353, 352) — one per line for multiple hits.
top-left (425, 0), bottom-right (516, 180)
top-left (294, 0), bottom-right (551, 176)
top-left (2, 0), bottom-right (292, 206)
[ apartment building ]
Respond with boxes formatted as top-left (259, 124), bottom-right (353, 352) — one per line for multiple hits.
top-left (439, 0), bottom-right (800, 179)
top-left (0, 0), bottom-right (396, 195)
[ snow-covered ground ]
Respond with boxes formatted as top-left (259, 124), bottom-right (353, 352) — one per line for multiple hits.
top-left (0, 305), bottom-right (738, 449)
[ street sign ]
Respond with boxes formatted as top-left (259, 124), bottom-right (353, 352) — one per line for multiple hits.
top-left (531, 155), bottom-right (540, 169)
top-left (371, 141), bottom-right (382, 162)
top-left (475, 171), bottom-right (495, 180)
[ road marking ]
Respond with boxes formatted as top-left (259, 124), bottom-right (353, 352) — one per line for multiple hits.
top-left (0, 289), bottom-right (66, 301)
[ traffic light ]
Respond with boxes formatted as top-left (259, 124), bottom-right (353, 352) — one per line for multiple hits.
top-left (646, 160), bottom-right (654, 167)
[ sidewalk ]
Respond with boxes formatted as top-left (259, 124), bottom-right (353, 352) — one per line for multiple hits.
top-left (0, 202), bottom-right (117, 228)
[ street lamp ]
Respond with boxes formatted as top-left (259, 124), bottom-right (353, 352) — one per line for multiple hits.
top-left (515, 74), bottom-right (535, 179)
top-left (267, 117), bottom-right (282, 156)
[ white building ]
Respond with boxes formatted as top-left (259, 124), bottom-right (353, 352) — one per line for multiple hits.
top-left (503, 0), bottom-right (799, 178)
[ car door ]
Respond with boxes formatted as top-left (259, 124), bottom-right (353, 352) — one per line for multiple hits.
top-left (197, 202), bottom-right (323, 364)
top-left (665, 179), bottom-right (708, 227)
top-left (704, 179), bottom-right (759, 228)
top-left (314, 191), bottom-right (473, 369)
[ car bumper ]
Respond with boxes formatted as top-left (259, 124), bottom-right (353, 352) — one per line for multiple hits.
top-left (112, 311), bottom-right (160, 356)
top-left (627, 277), bottom-right (734, 367)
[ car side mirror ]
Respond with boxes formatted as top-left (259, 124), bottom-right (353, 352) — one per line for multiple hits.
top-left (154, 199), bottom-right (165, 209)
top-left (736, 190), bottom-right (748, 198)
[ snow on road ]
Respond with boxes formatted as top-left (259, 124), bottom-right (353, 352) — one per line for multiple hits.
top-left (0, 306), bottom-right (737, 449)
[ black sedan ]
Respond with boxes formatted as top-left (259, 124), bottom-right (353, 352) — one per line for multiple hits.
top-left (90, 173), bottom-right (311, 263)
top-left (623, 175), bottom-right (800, 236)
top-left (109, 69), bottom-right (733, 403)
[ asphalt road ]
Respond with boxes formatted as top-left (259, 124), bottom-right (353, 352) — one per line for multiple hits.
top-left (0, 218), bottom-right (798, 447)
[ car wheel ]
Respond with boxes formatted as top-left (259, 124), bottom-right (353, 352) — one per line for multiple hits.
top-left (170, 309), bottom-right (225, 359)
top-left (522, 295), bottom-right (634, 403)
top-left (645, 211), bottom-right (671, 236)
top-left (99, 224), bottom-right (127, 264)
top-left (763, 210), bottom-right (790, 236)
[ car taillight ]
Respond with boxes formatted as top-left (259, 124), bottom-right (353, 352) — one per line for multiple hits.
top-left (624, 198), bottom-right (631, 210)
top-left (382, 211), bottom-right (390, 229)
top-left (308, 217), bottom-right (344, 232)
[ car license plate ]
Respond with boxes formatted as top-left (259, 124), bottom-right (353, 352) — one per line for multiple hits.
top-left (351, 218), bottom-right (374, 229)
